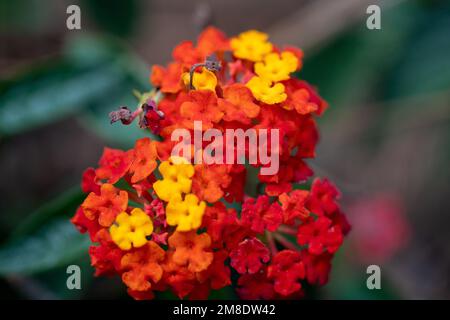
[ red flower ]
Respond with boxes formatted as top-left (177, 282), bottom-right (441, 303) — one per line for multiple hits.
top-left (267, 250), bottom-right (305, 296)
top-left (259, 163), bottom-right (293, 197)
top-left (297, 216), bottom-right (343, 255)
top-left (230, 237), bottom-right (270, 274)
top-left (222, 164), bottom-right (246, 203)
top-left (332, 210), bottom-right (352, 236)
top-left (202, 202), bottom-right (252, 251)
top-left (197, 250), bottom-right (231, 290)
top-left (237, 268), bottom-right (276, 300)
top-left (307, 178), bottom-right (340, 216)
top-left (89, 229), bottom-right (124, 276)
top-left (241, 195), bottom-right (283, 233)
top-left (71, 207), bottom-right (101, 241)
top-left (259, 157), bottom-right (313, 197)
top-left (81, 167), bottom-right (100, 194)
top-left (300, 250), bottom-right (332, 286)
top-left (202, 202), bottom-right (239, 243)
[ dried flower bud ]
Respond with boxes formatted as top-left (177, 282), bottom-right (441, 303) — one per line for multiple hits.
top-left (109, 106), bottom-right (133, 125)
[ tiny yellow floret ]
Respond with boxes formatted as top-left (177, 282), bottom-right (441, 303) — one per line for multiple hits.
top-left (153, 157), bottom-right (195, 202)
top-left (230, 30), bottom-right (273, 62)
top-left (166, 193), bottom-right (206, 232)
top-left (255, 51), bottom-right (299, 82)
top-left (182, 67), bottom-right (217, 91)
top-left (246, 76), bottom-right (287, 104)
top-left (110, 208), bottom-right (153, 250)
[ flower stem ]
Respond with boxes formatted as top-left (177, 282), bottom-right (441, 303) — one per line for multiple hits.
top-left (265, 231), bottom-right (278, 255)
top-left (278, 225), bottom-right (297, 236)
top-left (273, 233), bottom-right (299, 251)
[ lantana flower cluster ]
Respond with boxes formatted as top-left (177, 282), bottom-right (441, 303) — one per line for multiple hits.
top-left (71, 27), bottom-right (350, 300)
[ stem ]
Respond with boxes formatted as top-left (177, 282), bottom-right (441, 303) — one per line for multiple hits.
top-left (153, 90), bottom-right (164, 105)
top-left (265, 231), bottom-right (278, 255)
top-left (273, 233), bottom-right (299, 251)
top-left (278, 225), bottom-right (298, 236)
top-left (189, 63), bottom-right (205, 89)
top-left (127, 190), bottom-right (149, 205)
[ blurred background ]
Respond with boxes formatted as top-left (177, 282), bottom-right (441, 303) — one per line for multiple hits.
top-left (0, 0), bottom-right (449, 299)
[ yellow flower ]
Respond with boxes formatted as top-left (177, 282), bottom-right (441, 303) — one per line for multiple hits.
top-left (153, 157), bottom-right (195, 202)
top-left (182, 67), bottom-right (217, 91)
top-left (110, 208), bottom-right (153, 250)
top-left (255, 51), bottom-right (299, 82)
top-left (230, 30), bottom-right (273, 62)
top-left (246, 76), bottom-right (287, 104)
top-left (166, 193), bottom-right (206, 232)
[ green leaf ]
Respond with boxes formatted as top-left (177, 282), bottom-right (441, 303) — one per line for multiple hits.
top-left (0, 61), bottom-right (124, 135)
top-left (10, 186), bottom-right (84, 240)
top-left (301, 0), bottom-right (422, 118)
top-left (81, 0), bottom-right (140, 37)
top-left (0, 185), bottom-right (88, 276)
top-left (0, 219), bottom-right (89, 276)
top-left (0, 34), bottom-right (149, 137)
top-left (384, 5), bottom-right (450, 100)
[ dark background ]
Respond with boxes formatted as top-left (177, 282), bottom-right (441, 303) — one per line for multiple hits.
top-left (0, 0), bottom-right (449, 299)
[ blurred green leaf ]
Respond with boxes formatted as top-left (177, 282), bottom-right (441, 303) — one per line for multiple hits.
top-left (384, 4), bottom-right (450, 100)
top-left (0, 34), bottom-right (150, 145)
top-left (10, 186), bottom-right (84, 240)
top-left (33, 254), bottom-right (95, 299)
top-left (323, 243), bottom-right (400, 300)
top-left (301, 0), bottom-right (423, 119)
top-left (0, 184), bottom-right (88, 276)
top-left (81, 0), bottom-right (141, 37)
top-left (0, 219), bottom-right (89, 276)
top-left (0, 0), bottom-right (48, 32)
top-left (0, 61), bottom-right (124, 135)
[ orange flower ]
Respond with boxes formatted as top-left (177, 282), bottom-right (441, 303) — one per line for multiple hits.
top-left (129, 137), bottom-right (158, 183)
top-left (173, 27), bottom-right (229, 67)
top-left (168, 231), bottom-right (213, 273)
top-left (180, 90), bottom-right (223, 130)
top-left (95, 148), bottom-right (133, 184)
top-left (284, 89), bottom-right (318, 115)
top-left (218, 84), bottom-right (260, 124)
top-left (283, 79), bottom-right (328, 115)
top-left (162, 252), bottom-right (197, 298)
top-left (150, 62), bottom-right (183, 94)
top-left (279, 190), bottom-right (310, 225)
top-left (81, 183), bottom-right (128, 227)
top-left (173, 41), bottom-right (201, 67)
top-left (157, 91), bottom-right (191, 137)
top-left (196, 26), bottom-right (230, 57)
top-left (192, 164), bottom-right (232, 203)
top-left (121, 241), bottom-right (165, 292)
